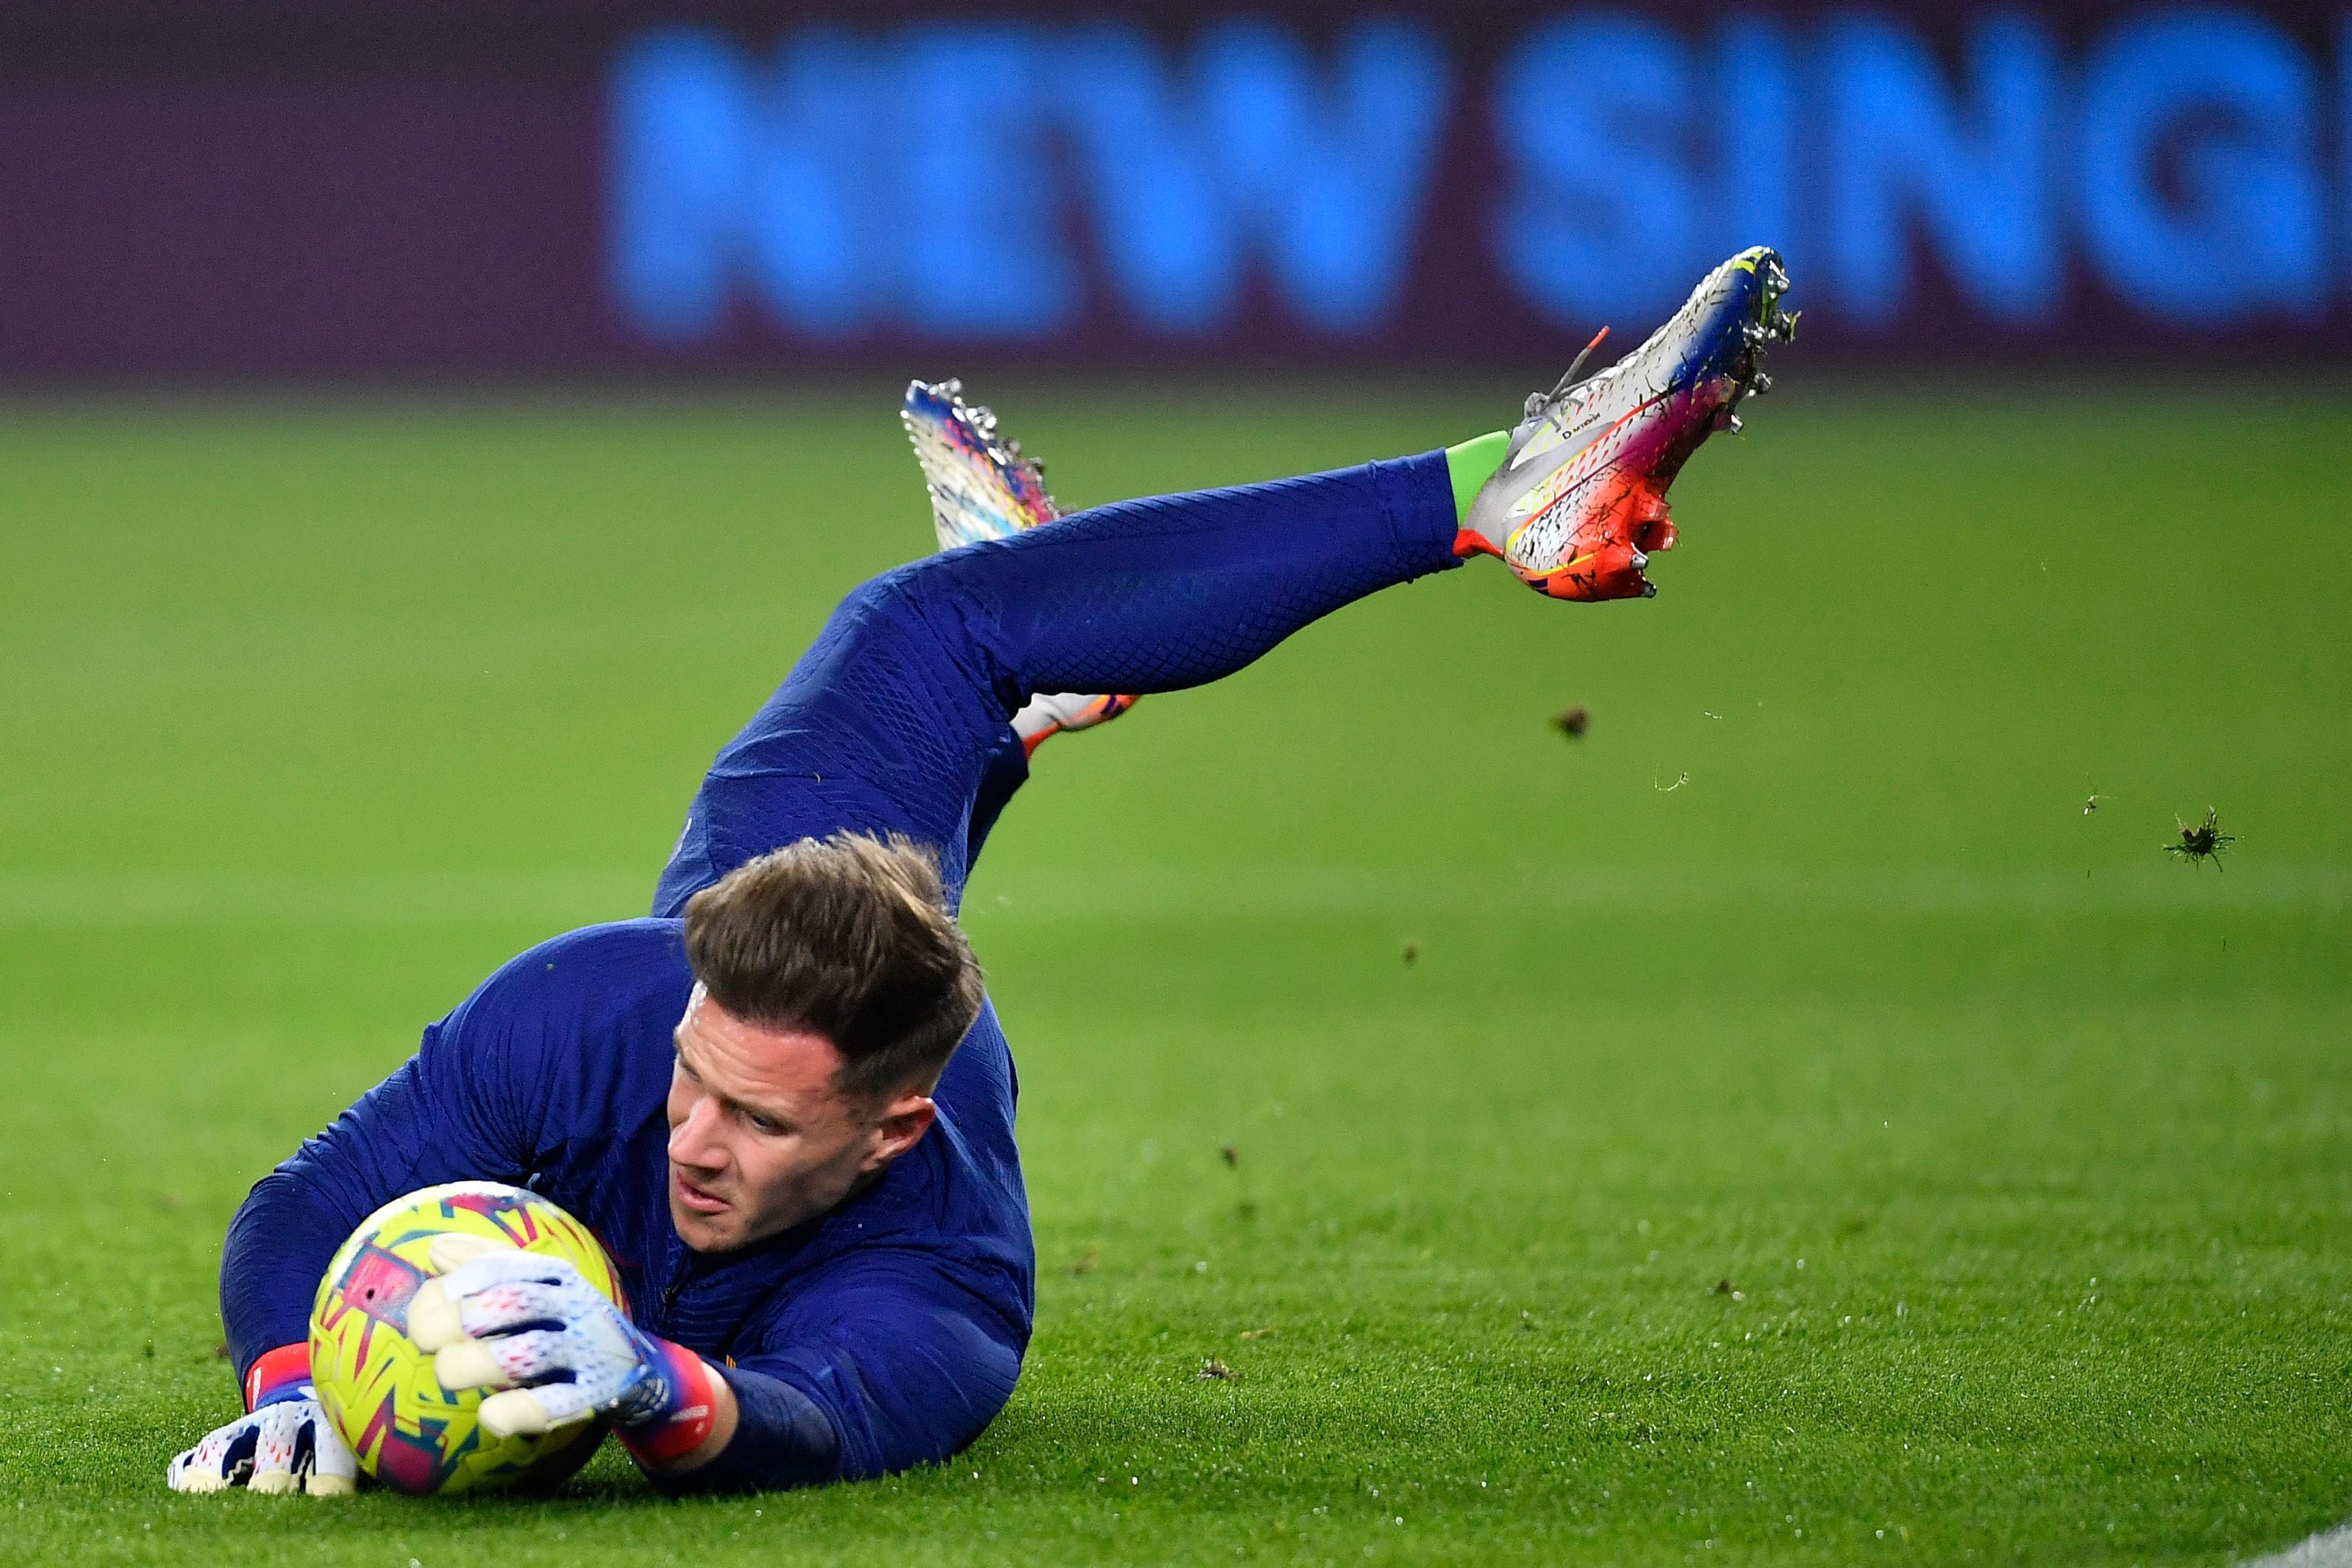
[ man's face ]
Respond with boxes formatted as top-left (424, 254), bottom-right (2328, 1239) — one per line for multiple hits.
top-left (665, 985), bottom-right (936, 1253)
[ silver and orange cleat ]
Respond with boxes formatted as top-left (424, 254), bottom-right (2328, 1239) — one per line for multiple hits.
top-left (1459, 247), bottom-right (1796, 601)
top-left (900, 379), bottom-right (1140, 752)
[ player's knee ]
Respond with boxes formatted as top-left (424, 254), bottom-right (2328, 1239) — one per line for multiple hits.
top-left (825, 556), bottom-right (1004, 682)
top-left (831, 559), bottom-right (955, 639)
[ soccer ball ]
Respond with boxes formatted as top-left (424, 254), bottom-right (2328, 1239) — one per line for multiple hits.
top-left (308, 1181), bottom-right (624, 1495)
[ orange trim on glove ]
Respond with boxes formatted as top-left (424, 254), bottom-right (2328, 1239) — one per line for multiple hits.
top-left (616, 1341), bottom-right (722, 1467)
top-left (243, 1343), bottom-right (313, 1411)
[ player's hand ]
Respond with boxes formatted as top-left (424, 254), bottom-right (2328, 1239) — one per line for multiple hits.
top-left (411, 1250), bottom-right (720, 1464)
top-left (167, 1395), bottom-right (357, 1497)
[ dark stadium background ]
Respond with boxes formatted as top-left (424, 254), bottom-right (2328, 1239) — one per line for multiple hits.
top-left (0, 0), bottom-right (2342, 377)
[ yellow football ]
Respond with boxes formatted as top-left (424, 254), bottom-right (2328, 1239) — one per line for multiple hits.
top-left (308, 1181), bottom-right (624, 1495)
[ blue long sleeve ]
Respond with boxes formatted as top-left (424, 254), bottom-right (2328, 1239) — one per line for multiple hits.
top-left (219, 1049), bottom-right (524, 1376)
top-left (649, 1262), bottom-right (1022, 1495)
top-left (218, 921), bottom-right (688, 1383)
top-left (649, 1367), bottom-right (841, 1494)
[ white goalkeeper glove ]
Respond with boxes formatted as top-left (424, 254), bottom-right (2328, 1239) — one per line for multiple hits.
top-left (412, 1250), bottom-right (720, 1466)
top-left (167, 1347), bottom-right (355, 1497)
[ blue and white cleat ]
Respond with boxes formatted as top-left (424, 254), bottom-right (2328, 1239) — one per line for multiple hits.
top-left (1459, 247), bottom-right (1796, 601)
top-left (901, 379), bottom-right (1139, 754)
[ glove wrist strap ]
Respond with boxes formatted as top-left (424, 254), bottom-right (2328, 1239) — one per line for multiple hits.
top-left (616, 1340), bottom-right (720, 1467)
top-left (243, 1343), bottom-right (313, 1412)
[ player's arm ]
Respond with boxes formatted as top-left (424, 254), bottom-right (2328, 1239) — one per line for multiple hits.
top-left (168, 1039), bottom-right (529, 1495)
top-left (172, 937), bottom-right (591, 1494)
top-left (421, 1247), bottom-right (1017, 1492)
top-left (662, 1253), bottom-right (1023, 1492)
top-left (217, 1022), bottom-right (537, 1375)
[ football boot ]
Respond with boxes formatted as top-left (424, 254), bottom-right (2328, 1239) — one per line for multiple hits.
top-left (1459, 246), bottom-right (1796, 601)
top-left (902, 379), bottom-right (1140, 753)
top-left (902, 377), bottom-right (1064, 549)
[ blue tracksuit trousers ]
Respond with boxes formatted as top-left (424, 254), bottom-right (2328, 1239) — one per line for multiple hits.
top-left (652, 449), bottom-right (1463, 914)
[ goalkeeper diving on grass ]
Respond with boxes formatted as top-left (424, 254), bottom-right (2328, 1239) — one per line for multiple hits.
top-left (169, 249), bottom-right (1796, 1497)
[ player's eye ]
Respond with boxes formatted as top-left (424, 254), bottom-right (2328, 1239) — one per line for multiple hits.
top-left (747, 1113), bottom-right (786, 1136)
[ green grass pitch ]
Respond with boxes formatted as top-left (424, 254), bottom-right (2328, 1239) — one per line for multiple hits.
top-left (0, 378), bottom-right (2347, 1565)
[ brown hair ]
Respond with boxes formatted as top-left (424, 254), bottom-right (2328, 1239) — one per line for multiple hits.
top-left (681, 832), bottom-right (983, 1102)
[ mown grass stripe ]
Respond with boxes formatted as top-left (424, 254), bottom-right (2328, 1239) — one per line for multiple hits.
top-left (0, 863), bottom-right (2342, 927)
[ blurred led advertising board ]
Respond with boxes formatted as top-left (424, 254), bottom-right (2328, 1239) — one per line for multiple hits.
top-left (0, 2), bottom-right (2343, 374)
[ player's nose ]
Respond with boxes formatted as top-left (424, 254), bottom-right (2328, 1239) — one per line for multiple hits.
top-left (665, 1093), bottom-right (731, 1170)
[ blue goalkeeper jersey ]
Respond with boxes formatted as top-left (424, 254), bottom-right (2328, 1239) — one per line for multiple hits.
top-left (221, 916), bottom-right (1032, 1493)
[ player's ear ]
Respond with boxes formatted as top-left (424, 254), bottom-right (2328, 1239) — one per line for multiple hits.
top-left (863, 1093), bottom-right (936, 1168)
